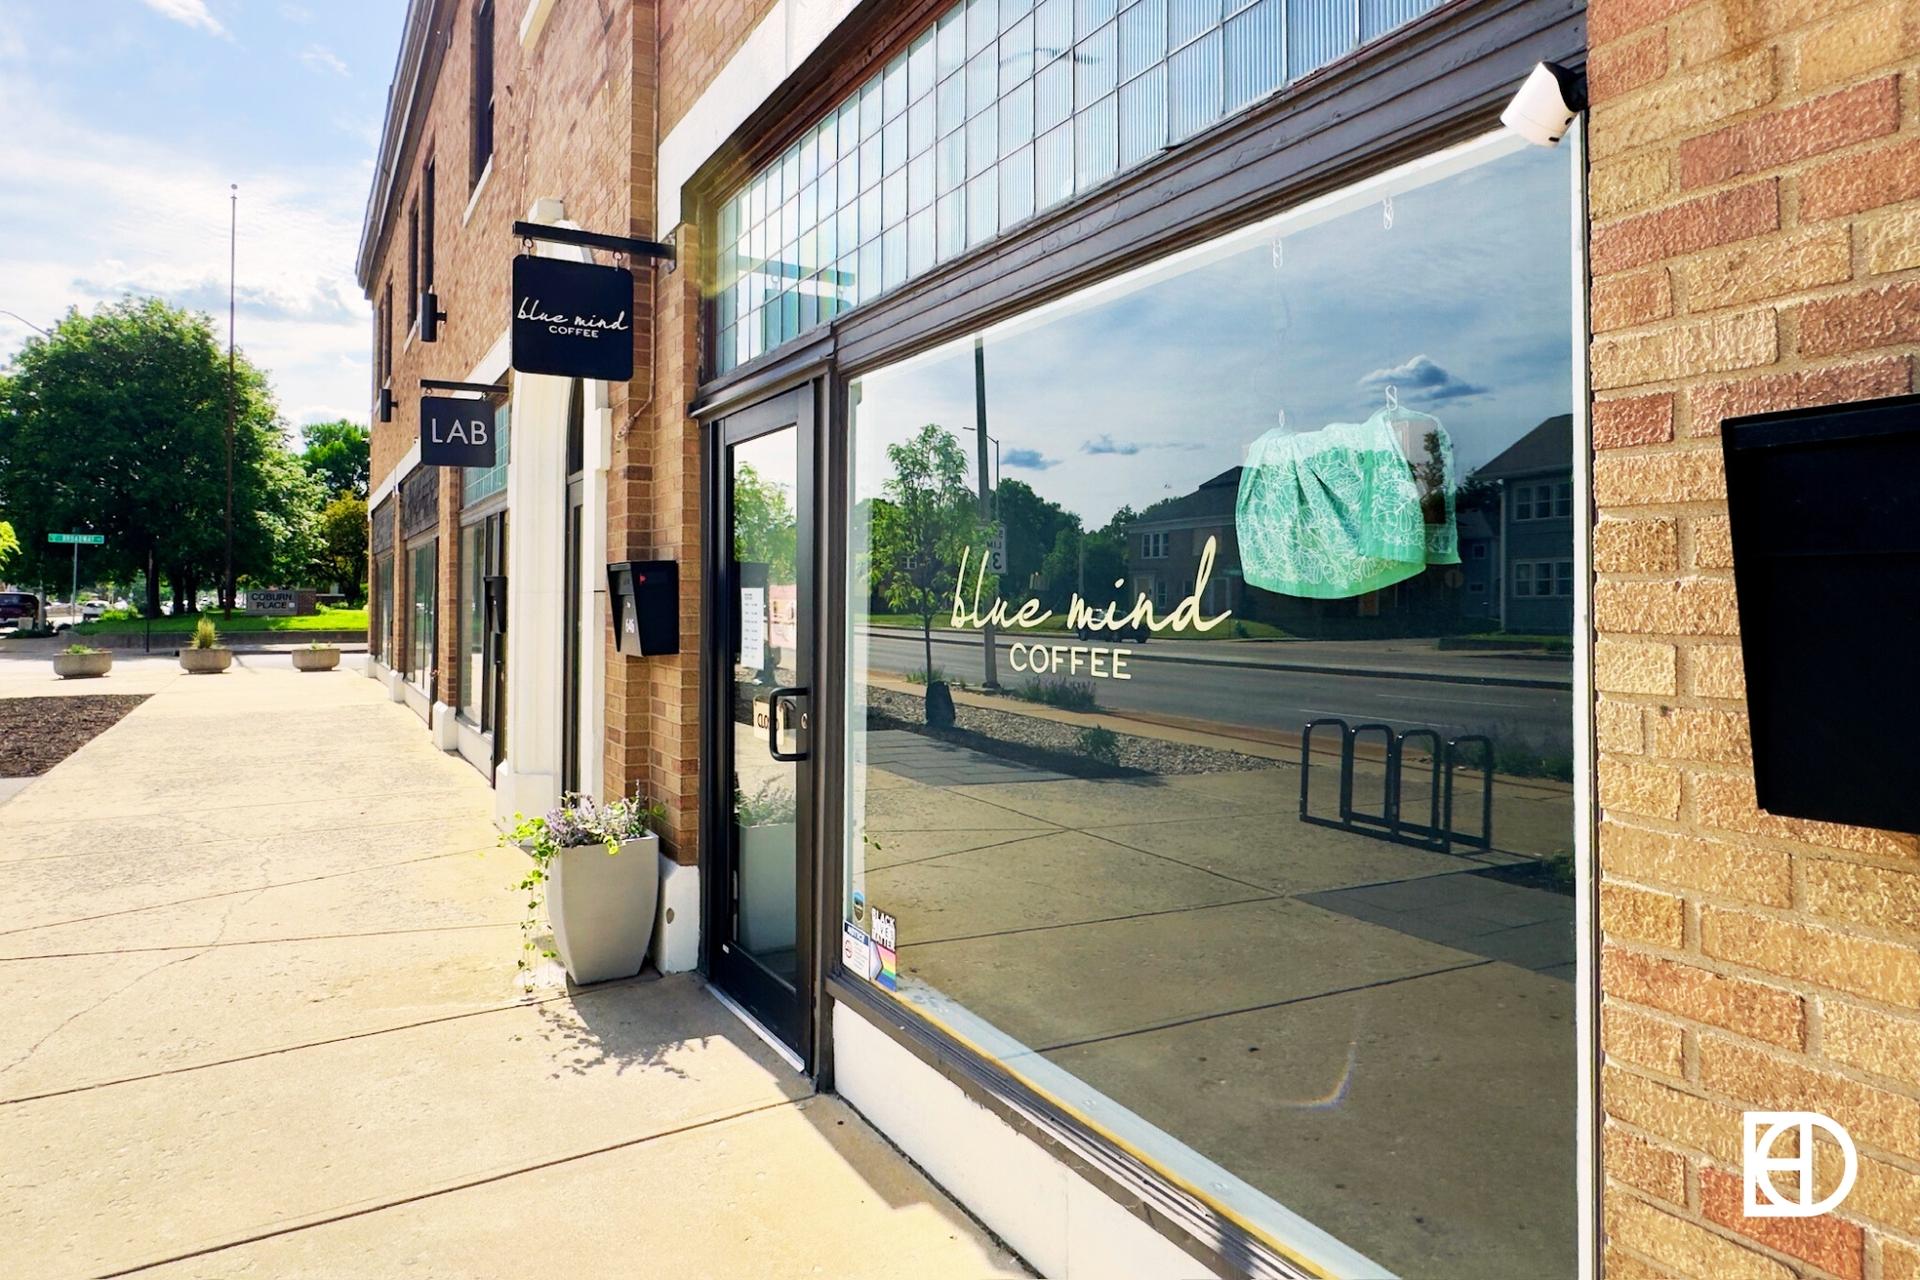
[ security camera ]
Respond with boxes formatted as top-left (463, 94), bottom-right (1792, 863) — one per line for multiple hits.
top-left (1501, 62), bottom-right (1586, 147)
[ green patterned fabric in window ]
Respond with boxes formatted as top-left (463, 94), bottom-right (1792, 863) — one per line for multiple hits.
top-left (1235, 407), bottom-right (1458, 600)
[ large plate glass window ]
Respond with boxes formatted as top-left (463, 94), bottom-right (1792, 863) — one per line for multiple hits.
top-left (843, 131), bottom-right (1579, 1277)
top-left (408, 539), bottom-right (437, 693)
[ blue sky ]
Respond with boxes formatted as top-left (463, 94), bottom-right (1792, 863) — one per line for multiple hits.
top-left (0, 0), bottom-right (404, 429)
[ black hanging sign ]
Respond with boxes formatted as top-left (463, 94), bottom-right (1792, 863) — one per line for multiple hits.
top-left (511, 254), bottom-right (634, 381)
top-left (419, 395), bottom-right (498, 468)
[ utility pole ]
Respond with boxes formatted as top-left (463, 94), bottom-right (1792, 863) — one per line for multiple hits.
top-left (224, 183), bottom-right (237, 618)
top-left (972, 337), bottom-right (998, 691)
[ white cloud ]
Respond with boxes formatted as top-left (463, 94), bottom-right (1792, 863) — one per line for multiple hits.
top-left (0, 80), bottom-right (372, 429)
top-left (298, 43), bottom-right (348, 77)
top-left (135, 0), bottom-right (227, 37)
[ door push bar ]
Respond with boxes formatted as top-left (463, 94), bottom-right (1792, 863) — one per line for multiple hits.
top-left (1298, 717), bottom-right (1494, 854)
top-left (767, 687), bottom-right (810, 762)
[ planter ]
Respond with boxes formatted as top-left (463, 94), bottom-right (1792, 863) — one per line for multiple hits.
top-left (292, 646), bottom-right (341, 672)
top-left (546, 833), bottom-right (660, 984)
top-left (53, 650), bottom-right (112, 679)
top-left (738, 822), bottom-right (798, 954)
top-left (179, 647), bottom-right (233, 674)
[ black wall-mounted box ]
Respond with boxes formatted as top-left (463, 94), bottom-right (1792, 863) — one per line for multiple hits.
top-left (607, 560), bottom-right (680, 657)
top-left (1722, 392), bottom-right (1920, 834)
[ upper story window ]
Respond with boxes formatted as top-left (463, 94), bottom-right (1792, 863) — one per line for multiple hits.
top-left (1514, 480), bottom-right (1572, 521)
top-left (471, 0), bottom-right (496, 188)
top-left (422, 158), bottom-right (437, 293)
top-left (708, 0), bottom-right (1446, 377)
top-left (406, 198), bottom-right (420, 328)
top-left (1140, 530), bottom-right (1168, 559)
top-left (378, 278), bottom-right (393, 387)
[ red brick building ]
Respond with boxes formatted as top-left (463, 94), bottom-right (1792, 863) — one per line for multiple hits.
top-left (359, 0), bottom-right (1920, 1274)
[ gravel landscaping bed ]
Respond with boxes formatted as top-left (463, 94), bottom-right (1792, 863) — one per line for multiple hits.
top-left (0, 695), bottom-right (149, 775)
top-left (867, 687), bottom-right (1270, 778)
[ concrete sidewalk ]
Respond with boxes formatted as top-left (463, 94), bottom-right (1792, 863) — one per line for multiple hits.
top-left (0, 655), bottom-right (1024, 1279)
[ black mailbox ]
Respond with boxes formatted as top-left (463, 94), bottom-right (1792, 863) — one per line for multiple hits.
top-left (608, 560), bottom-right (680, 657)
top-left (1722, 391), bottom-right (1920, 833)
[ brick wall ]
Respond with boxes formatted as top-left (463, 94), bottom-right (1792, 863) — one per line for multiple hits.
top-left (659, 0), bottom-right (780, 134)
top-left (365, 0), bottom-right (637, 712)
top-left (1589, 2), bottom-right (1920, 1276)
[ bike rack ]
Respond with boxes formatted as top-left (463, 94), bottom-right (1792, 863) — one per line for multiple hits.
top-left (1298, 717), bottom-right (1496, 855)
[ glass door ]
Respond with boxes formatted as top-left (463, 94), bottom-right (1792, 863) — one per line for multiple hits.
top-left (708, 386), bottom-right (815, 1059)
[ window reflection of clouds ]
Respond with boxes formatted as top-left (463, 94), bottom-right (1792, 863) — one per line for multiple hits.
top-left (854, 138), bottom-right (1573, 528)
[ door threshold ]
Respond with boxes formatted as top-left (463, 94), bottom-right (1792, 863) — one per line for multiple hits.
top-left (707, 981), bottom-right (805, 1075)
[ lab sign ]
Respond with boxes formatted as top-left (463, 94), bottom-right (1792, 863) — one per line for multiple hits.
top-left (511, 254), bottom-right (634, 381)
top-left (419, 396), bottom-right (496, 468)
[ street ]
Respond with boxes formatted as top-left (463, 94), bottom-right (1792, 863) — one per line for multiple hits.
top-left (861, 629), bottom-right (1576, 752)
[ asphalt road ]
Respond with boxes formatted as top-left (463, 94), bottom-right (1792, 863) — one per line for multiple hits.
top-left (860, 630), bottom-right (1575, 752)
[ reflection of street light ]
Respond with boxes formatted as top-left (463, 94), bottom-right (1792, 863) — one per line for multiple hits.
top-left (0, 309), bottom-right (52, 338)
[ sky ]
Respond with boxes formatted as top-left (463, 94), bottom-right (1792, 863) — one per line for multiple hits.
top-left (0, 0), bottom-right (405, 432)
top-left (853, 135), bottom-right (1577, 531)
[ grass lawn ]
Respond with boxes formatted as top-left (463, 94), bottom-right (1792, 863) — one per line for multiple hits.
top-left (73, 606), bottom-right (368, 636)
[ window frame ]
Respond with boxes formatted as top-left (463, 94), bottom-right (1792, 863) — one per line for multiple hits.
top-left (470, 0), bottom-right (495, 190)
top-left (690, 2), bottom-right (1594, 1275)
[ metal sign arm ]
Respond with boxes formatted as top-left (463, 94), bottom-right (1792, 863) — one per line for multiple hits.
top-left (511, 220), bottom-right (674, 267)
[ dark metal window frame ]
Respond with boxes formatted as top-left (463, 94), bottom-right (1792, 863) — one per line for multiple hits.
top-left (689, 2), bottom-right (1589, 1276)
top-left (470, 0), bottom-right (496, 190)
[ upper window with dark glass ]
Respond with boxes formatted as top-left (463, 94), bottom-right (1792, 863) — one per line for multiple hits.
top-left (708, 0), bottom-right (1446, 376)
top-left (471, 0), bottom-right (495, 188)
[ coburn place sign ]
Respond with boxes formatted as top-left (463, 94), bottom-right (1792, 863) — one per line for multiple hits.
top-left (510, 254), bottom-right (634, 381)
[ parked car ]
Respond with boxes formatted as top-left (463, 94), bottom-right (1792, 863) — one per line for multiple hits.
top-left (79, 599), bottom-right (109, 619)
top-left (0, 592), bottom-right (41, 626)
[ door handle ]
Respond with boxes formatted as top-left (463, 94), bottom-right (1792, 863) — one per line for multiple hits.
top-left (767, 686), bottom-right (810, 762)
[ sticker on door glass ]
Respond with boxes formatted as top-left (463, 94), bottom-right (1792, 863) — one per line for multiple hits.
top-left (841, 922), bottom-right (872, 979)
top-left (739, 587), bottom-right (766, 670)
top-left (869, 908), bottom-right (898, 991)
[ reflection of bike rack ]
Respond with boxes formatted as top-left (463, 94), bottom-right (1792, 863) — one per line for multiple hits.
top-left (1299, 718), bottom-right (1493, 854)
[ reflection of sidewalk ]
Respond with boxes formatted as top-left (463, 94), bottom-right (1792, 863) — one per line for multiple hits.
top-left (867, 626), bottom-right (1571, 689)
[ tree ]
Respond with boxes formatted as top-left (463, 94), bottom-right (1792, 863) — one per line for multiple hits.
top-left (732, 462), bottom-right (797, 584)
top-left (0, 297), bottom-right (317, 616)
top-left (314, 493), bottom-right (369, 602)
top-left (301, 419), bottom-right (370, 499)
top-left (871, 424), bottom-right (983, 705)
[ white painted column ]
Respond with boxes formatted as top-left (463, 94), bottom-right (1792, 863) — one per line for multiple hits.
top-left (494, 196), bottom-right (580, 826)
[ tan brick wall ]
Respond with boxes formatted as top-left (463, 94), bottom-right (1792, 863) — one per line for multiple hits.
top-left (1590, 0), bottom-right (1920, 1275)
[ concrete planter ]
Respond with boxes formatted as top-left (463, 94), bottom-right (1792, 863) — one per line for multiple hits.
top-left (179, 647), bottom-right (234, 674)
top-left (546, 834), bottom-right (660, 984)
top-left (738, 822), bottom-right (797, 953)
top-left (53, 650), bottom-right (112, 679)
top-left (292, 646), bottom-right (341, 672)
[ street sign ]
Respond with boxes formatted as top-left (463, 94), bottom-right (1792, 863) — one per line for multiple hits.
top-left (48, 532), bottom-right (105, 545)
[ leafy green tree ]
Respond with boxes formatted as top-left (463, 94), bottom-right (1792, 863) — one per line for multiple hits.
top-left (871, 424), bottom-right (983, 690)
top-left (0, 297), bottom-right (316, 616)
top-left (300, 419), bottom-right (370, 499)
top-left (314, 493), bottom-right (369, 602)
top-left (732, 462), bottom-right (797, 584)
top-left (993, 478), bottom-right (1077, 603)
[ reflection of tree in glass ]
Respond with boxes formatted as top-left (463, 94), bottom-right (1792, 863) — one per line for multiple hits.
top-left (872, 424), bottom-right (984, 694)
top-left (1416, 428), bottom-right (1450, 528)
top-left (732, 462), bottom-right (797, 583)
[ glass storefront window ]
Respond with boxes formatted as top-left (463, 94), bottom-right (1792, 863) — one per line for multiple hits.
top-left (843, 132), bottom-right (1577, 1276)
top-left (460, 522), bottom-right (485, 723)
top-left (709, 0), bottom-right (1447, 376)
top-left (373, 552), bottom-right (394, 661)
top-left (409, 539), bottom-right (436, 691)
top-left (462, 403), bottom-right (510, 505)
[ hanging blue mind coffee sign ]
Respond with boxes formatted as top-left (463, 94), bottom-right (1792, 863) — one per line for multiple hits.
top-left (419, 395), bottom-right (497, 467)
top-left (510, 254), bottom-right (634, 381)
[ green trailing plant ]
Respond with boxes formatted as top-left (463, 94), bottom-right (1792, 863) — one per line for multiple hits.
top-left (502, 789), bottom-right (665, 977)
top-left (190, 617), bottom-right (219, 649)
top-left (734, 780), bottom-right (798, 828)
top-left (63, 642), bottom-right (101, 655)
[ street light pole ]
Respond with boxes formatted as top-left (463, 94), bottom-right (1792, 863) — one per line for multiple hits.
top-left (972, 336), bottom-right (999, 691)
top-left (224, 184), bottom-right (236, 618)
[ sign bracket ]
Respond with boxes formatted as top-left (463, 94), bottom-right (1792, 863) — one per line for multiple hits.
top-left (420, 378), bottom-right (508, 396)
top-left (512, 220), bottom-right (675, 271)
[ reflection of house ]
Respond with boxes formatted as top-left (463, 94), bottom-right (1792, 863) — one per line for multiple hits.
top-left (1476, 414), bottom-right (1575, 635)
top-left (1459, 509), bottom-right (1499, 620)
top-left (1125, 466), bottom-right (1475, 638)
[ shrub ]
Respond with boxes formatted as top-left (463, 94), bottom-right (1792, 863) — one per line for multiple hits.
top-left (905, 666), bottom-right (951, 686)
top-left (1076, 724), bottom-right (1121, 766)
top-left (1013, 678), bottom-right (1098, 712)
top-left (63, 642), bottom-right (101, 655)
top-left (190, 617), bottom-right (219, 649)
top-left (735, 780), bottom-right (798, 827)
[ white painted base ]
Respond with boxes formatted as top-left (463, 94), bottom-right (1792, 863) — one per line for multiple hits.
top-left (401, 679), bottom-right (431, 723)
top-left (832, 1001), bottom-right (1207, 1280)
top-left (429, 701), bottom-right (460, 751)
top-left (385, 667), bottom-right (406, 702)
top-left (367, 656), bottom-right (387, 683)
top-left (653, 854), bottom-right (700, 973)
top-left (492, 758), bottom-right (559, 828)
top-left (455, 717), bottom-right (494, 781)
